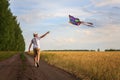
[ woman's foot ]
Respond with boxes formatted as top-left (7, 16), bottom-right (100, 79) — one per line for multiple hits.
top-left (35, 62), bottom-right (37, 67)
top-left (37, 62), bottom-right (39, 67)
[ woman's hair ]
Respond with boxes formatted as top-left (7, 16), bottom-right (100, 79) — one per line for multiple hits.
top-left (33, 34), bottom-right (36, 37)
top-left (33, 32), bottom-right (38, 37)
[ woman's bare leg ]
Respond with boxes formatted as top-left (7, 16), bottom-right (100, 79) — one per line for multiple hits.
top-left (37, 50), bottom-right (40, 64)
top-left (34, 56), bottom-right (38, 67)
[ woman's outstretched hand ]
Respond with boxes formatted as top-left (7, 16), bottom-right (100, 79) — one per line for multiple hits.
top-left (47, 31), bottom-right (50, 34)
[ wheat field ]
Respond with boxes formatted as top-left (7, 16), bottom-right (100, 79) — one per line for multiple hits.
top-left (41, 51), bottom-right (120, 80)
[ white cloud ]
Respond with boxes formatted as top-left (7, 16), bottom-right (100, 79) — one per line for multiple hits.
top-left (17, 7), bottom-right (92, 24)
top-left (10, 0), bottom-right (93, 24)
top-left (86, 24), bottom-right (120, 43)
top-left (91, 0), bottom-right (120, 7)
top-left (57, 38), bottom-right (76, 43)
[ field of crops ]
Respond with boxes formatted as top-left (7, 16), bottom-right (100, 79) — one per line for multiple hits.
top-left (0, 51), bottom-right (18, 61)
top-left (41, 51), bottom-right (120, 80)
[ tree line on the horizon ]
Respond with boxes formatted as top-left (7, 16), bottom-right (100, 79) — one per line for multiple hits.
top-left (0, 0), bottom-right (25, 51)
top-left (43, 49), bottom-right (120, 52)
top-left (105, 49), bottom-right (120, 51)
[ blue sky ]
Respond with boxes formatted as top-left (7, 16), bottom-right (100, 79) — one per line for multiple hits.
top-left (9, 0), bottom-right (120, 51)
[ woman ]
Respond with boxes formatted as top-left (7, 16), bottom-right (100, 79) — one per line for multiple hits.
top-left (28, 31), bottom-right (50, 67)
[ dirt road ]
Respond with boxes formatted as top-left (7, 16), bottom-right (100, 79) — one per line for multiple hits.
top-left (0, 54), bottom-right (80, 80)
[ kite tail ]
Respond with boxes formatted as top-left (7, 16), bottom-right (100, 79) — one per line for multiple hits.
top-left (81, 21), bottom-right (94, 27)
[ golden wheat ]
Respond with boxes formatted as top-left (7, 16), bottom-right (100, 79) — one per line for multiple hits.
top-left (41, 51), bottom-right (120, 80)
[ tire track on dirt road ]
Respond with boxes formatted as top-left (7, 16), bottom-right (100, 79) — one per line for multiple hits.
top-left (24, 53), bottom-right (80, 80)
top-left (0, 53), bottom-right (80, 80)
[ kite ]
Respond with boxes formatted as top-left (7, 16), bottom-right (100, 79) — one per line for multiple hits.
top-left (69, 15), bottom-right (94, 27)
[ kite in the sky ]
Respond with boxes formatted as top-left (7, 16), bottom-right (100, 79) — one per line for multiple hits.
top-left (69, 15), bottom-right (94, 27)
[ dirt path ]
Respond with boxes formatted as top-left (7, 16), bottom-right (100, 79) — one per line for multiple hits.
top-left (0, 54), bottom-right (23, 80)
top-left (0, 53), bottom-right (80, 80)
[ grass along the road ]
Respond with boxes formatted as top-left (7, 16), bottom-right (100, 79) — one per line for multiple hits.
top-left (0, 51), bottom-right (18, 61)
top-left (20, 53), bottom-right (26, 61)
top-left (40, 51), bottom-right (120, 80)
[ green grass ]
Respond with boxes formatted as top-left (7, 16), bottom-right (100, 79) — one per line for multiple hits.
top-left (40, 51), bottom-right (120, 80)
top-left (20, 53), bottom-right (26, 61)
top-left (20, 53), bottom-right (26, 70)
top-left (0, 51), bottom-right (18, 61)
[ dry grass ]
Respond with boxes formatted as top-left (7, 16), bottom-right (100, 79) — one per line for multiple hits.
top-left (41, 51), bottom-right (120, 80)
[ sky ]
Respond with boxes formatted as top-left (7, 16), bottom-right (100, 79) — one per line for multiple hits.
top-left (9, 0), bottom-right (120, 51)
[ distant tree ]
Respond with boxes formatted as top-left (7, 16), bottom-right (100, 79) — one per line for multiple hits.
top-left (0, 0), bottom-right (25, 51)
top-left (97, 48), bottom-right (100, 52)
top-left (90, 50), bottom-right (96, 52)
top-left (105, 49), bottom-right (120, 52)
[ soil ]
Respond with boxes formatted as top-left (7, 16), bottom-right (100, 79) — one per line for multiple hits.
top-left (0, 53), bottom-right (80, 80)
